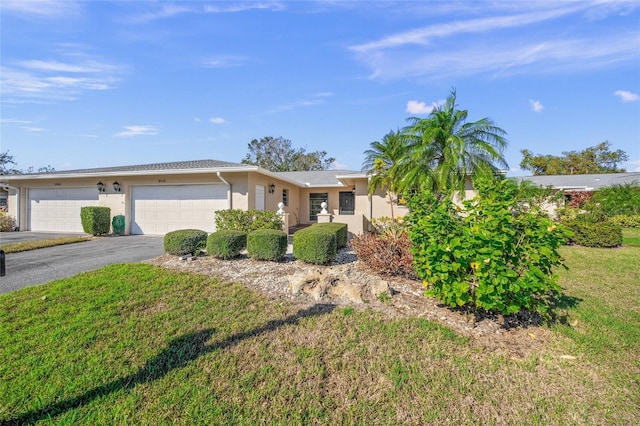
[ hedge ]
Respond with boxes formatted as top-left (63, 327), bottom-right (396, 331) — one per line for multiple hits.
top-left (566, 220), bottom-right (623, 248)
top-left (215, 209), bottom-right (283, 233)
top-left (247, 229), bottom-right (287, 261)
top-left (80, 206), bottom-right (111, 235)
top-left (609, 214), bottom-right (640, 228)
top-left (293, 227), bottom-right (336, 265)
top-left (207, 230), bottom-right (247, 259)
top-left (164, 229), bottom-right (208, 256)
top-left (313, 223), bottom-right (348, 248)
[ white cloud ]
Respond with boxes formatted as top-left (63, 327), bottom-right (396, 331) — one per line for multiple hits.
top-left (614, 90), bottom-right (640, 102)
top-left (1, 0), bottom-right (81, 18)
top-left (529, 99), bottom-right (544, 112)
top-left (406, 99), bottom-right (444, 115)
top-left (629, 160), bottom-right (640, 172)
top-left (204, 2), bottom-right (285, 14)
top-left (22, 126), bottom-right (46, 132)
top-left (123, 3), bottom-right (193, 24)
top-left (1, 49), bottom-right (123, 103)
top-left (209, 117), bottom-right (226, 124)
top-left (348, 2), bottom-right (640, 81)
top-left (202, 56), bottom-right (247, 68)
top-left (267, 93), bottom-right (334, 114)
top-left (0, 118), bottom-right (33, 124)
top-left (115, 125), bottom-right (158, 137)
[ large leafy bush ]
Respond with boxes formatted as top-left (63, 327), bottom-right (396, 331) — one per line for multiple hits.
top-left (215, 209), bottom-right (283, 233)
top-left (407, 179), bottom-right (569, 316)
top-left (80, 206), bottom-right (111, 236)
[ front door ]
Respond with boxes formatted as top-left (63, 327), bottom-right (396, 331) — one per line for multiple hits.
top-left (255, 185), bottom-right (265, 211)
top-left (339, 191), bottom-right (355, 215)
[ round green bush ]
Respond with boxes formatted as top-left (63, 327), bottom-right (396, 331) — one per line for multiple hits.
top-left (164, 229), bottom-right (208, 256)
top-left (247, 229), bottom-right (287, 261)
top-left (293, 227), bottom-right (337, 265)
top-left (207, 230), bottom-right (247, 259)
top-left (80, 206), bottom-right (111, 236)
top-left (566, 220), bottom-right (623, 248)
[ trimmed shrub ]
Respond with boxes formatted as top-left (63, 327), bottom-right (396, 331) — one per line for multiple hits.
top-left (293, 227), bottom-right (336, 265)
top-left (164, 229), bottom-right (208, 256)
top-left (206, 230), bottom-right (247, 259)
top-left (0, 212), bottom-right (16, 232)
top-left (313, 223), bottom-right (348, 248)
top-left (349, 231), bottom-right (416, 279)
top-left (247, 229), bottom-right (287, 261)
top-left (565, 220), bottom-right (623, 248)
top-left (80, 206), bottom-right (111, 235)
top-left (215, 209), bottom-right (283, 233)
top-left (610, 214), bottom-right (640, 228)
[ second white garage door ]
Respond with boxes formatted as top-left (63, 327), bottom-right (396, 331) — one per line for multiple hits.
top-left (131, 184), bottom-right (228, 235)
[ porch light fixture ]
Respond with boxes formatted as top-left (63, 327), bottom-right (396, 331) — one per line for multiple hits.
top-left (97, 181), bottom-right (105, 193)
top-left (112, 181), bottom-right (121, 192)
top-left (268, 183), bottom-right (275, 194)
top-left (352, 187), bottom-right (356, 194)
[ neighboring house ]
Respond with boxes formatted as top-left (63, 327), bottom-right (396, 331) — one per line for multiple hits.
top-left (517, 172), bottom-right (640, 216)
top-left (0, 159), bottom-right (407, 235)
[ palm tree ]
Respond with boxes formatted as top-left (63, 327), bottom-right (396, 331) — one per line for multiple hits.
top-left (362, 129), bottom-right (406, 220)
top-left (401, 89), bottom-right (509, 200)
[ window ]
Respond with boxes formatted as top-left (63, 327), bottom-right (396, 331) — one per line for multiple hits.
top-left (282, 189), bottom-right (289, 207)
top-left (309, 192), bottom-right (328, 222)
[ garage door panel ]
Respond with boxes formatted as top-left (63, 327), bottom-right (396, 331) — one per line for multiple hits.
top-left (131, 184), bottom-right (227, 235)
top-left (28, 187), bottom-right (99, 232)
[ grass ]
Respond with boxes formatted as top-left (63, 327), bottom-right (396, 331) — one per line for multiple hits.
top-left (0, 236), bottom-right (90, 253)
top-left (622, 227), bottom-right (640, 247)
top-left (1, 244), bottom-right (639, 424)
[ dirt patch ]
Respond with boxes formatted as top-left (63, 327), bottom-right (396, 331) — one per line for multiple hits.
top-left (146, 249), bottom-right (552, 357)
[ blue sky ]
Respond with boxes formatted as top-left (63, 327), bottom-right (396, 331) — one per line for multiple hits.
top-left (1, 0), bottom-right (639, 176)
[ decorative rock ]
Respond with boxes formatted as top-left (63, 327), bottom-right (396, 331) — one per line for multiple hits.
top-left (370, 279), bottom-right (390, 298)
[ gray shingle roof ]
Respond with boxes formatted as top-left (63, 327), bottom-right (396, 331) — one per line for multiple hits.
top-left (275, 170), bottom-right (362, 186)
top-left (517, 172), bottom-right (640, 190)
top-left (21, 159), bottom-right (246, 175)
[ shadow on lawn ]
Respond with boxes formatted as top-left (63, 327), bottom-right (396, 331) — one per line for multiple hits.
top-left (4, 304), bottom-right (336, 425)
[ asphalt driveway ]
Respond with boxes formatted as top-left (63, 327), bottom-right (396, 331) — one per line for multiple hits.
top-left (0, 234), bottom-right (165, 295)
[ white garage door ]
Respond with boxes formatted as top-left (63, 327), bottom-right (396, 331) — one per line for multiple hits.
top-left (28, 187), bottom-right (99, 232)
top-left (131, 184), bottom-right (228, 235)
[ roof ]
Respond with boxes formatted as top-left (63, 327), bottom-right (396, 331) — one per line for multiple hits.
top-left (19, 159), bottom-right (245, 175)
top-left (517, 172), bottom-right (640, 191)
top-left (0, 159), bottom-right (368, 187)
top-left (273, 170), bottom-right (363, 187)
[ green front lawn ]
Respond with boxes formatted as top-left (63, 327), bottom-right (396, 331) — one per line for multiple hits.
top-left (1, 245), bottom-right (639, 424)
top-left (0, 236), bottom-right (90, 253)
top-left (623, 227), bottom-right (640, 247)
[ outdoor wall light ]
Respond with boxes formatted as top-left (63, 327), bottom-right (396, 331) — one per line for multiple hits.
top-left (97, 181), bottom-right (105, 193)
top-left (352, 187), bottom-right (356, 194)
top-left (268, 183), bottom-right (275, 194)
top-left (113, 181), bottom-right (122, 192)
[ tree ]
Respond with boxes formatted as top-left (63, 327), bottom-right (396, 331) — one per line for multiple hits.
top-left (520, 142), bottom-right (629, 175)
top-left (362, 129), bottom-right (406, 220)
top-left (1, 150), bottom-right (55, 175)
top-left (0, 151), bottom-right (17, 175)
top-left (241, 136), bottom-right (335, 171)
top-left (400, 89), bottom-right (508, 200)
